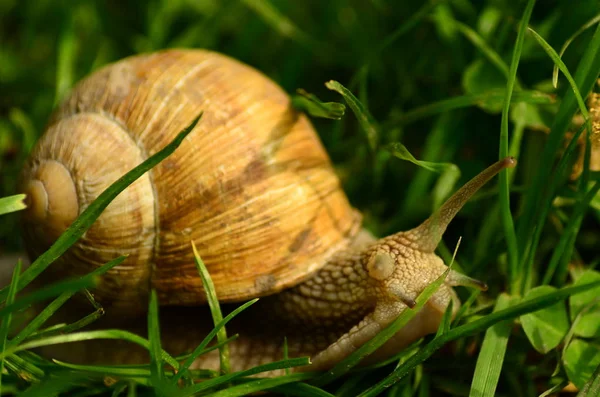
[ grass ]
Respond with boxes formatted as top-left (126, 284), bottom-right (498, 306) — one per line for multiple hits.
top-left (1, 0), bottom-right (600, 395)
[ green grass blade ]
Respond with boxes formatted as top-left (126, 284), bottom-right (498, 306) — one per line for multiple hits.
top-left (54, 360), bottom-right (153, 378)
top-left (350, 0), bottom-right (443, 87)
top-left (357, 280), bottom-right (600, 396)
top-left (0, 261), bottom-right (21, 392)
top-left (500, 0), bottom-right (535, 294)
top-left (553, 14), bottom-right (600, 88)
top-left (240, 0), bottom-right (318, 50)
top-left (522, 123), bottom-right (586, 286)
top-left (577, 360), bottom-right (600, 397)
top-left (7, 291), bottom-right (75, 347)
top-left (469, 294), bottom-right (515, 397)
top-left (386, 142), bottom-right (458, 176)
top-left (0, 113), bottom-right (202, 302)
top-left (1, 255), bottom-right (124, 321)
top-left (272, 382), bottom-right (335, 397)
top-left (191, 241), bottom-right (230, 374)
top-left (0, 194), bottom-right (27, 216)
top-left (313, 266), bottom-right (451, 386)
top-left (291, 89), bottom-right (346, 119)
top-left (0, 330), bottom-right (179, 369)
top-left (0, 277), bottom-right (94, 320)
top-left (517, 23), bottom-right (600, 260)
top-left (170, 298), bottom-right (259, 384)
top-left (147, 290), bottom-right (165, 388)
top-left (528, 27), bottom-right (590, 120)
top-left (177, 358), bottom-right (312, 396)
top-left (325, 80), bottom-right (378, 150)
top-left (454, 21), bottom-right (510, 80)
top-left (395, 90), bottom-right (554, 125)
top-left (542, 180), bottom-right (600, 284)
top-left (54, 13), bottom-right (76, 106)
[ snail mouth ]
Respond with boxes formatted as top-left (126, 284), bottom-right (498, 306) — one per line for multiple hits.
top-left (23, 160), bottom-right (79, 241)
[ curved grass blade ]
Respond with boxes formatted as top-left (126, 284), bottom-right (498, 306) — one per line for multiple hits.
top-left (170, 298), bottom-right (259, 384)
top-left (0, 261), bottom-right (21, 392)
top-left (292, 89), bottom-right (346, 120)
top-left (553, 14), bottom-right (600, 88)
top-left (54, 360), bottom-right (154, 378)
top-left (191, 241), bottom-right (230, 374)
top-left (516, 23), bottom-right (600, 266)
top-left (0, 113), bottom-right (202, 302)
top-left (542, 180), bottom-right (600, 284)
top-left (396, 90), bottom-right (554, 125)
top-left (469, 294), bottom-right (516, 397)
top-left (500, 0), bottom-right (536, 294)
top-left (528, 27), bottom-right (590, 121)
top-left (240, 0), bottom-right (318, 51)
top-left (178, 366), bottom-right (313, 397)
top-left (272, 383), bottom-right (335, 397)
top-left (0, 330), bottom-right (179, 369)
top-left (325, 80), bottom-right (378, 150)
top-left (0, 277), bottom-right (94, 320)
top-left (577, 360), bottom-right (600, 397)
top-left (148, 290), bottom-right (170, 393)
top-left (0, 194), bottom-right (27, 216)
top-left (357, 280), bottom-right (600, 396)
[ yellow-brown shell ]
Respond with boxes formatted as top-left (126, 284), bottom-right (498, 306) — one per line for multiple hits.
top-left (20, 49), bottom-right (361, 309)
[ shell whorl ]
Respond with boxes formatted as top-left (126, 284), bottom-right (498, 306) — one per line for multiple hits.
top-left (21, 112), bottom-right (157, 307)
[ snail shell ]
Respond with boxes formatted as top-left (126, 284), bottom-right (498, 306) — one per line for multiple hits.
top-left (21, 49), bottom-right (361, 310)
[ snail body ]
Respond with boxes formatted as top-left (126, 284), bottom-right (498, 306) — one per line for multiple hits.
top-left (20, 49), bottom-right (514, 371)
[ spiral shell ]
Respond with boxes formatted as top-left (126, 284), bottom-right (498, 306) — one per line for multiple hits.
top-left (21, 49), bottom-right (361, 309)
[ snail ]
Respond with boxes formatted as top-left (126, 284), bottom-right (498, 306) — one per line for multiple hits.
top-left (20, 49), bottom-right (515, 372)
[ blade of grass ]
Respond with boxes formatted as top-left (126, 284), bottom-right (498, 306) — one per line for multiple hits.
top-left (147, 290), bottom-right (166, 390)
top-left (522, 123), bottom-right (587, 287)
top-left (500, 0), bottom-right (535, 294)
top-left (0, 330), bottom-right (179, 369)
top-left (240, 0), bottom-right (318, 51)
top-left (0, 113), bottom-right (202, 301)
top-left (528, 27), bottom-right (590, 121)
top-left (577, 360), bottom-right (600, 397)
top-left (350, 0), bottom-right (443, 88)
top-left (170, 298), bottom-right (259, 384)
top-left (176, 358), bottom-right (312, 396)
top-left (325, 80), bottom-right (378, 150)
top-left (313, 265), bottom-right (451, 386)
top-left (454, 21), bottom-right (510, 81)
top-left (553, 14), bottom-right (600, 88)
top-left (394, 90), bottom-right (554, 125)
top-left (0, 255), bottom-right (124, 321)
top-left (28, 290), bottom-right (105, 341)
top-left (0, 277), bottom-right (94, 319)
top-left (469, 294), bottom-right (516, 397)
top-left (542, 180), bottom-right (600, 284)
top-left (291, 89), bottom-right (346, 120)
top-left (55, 361), bottom-right (153, 378)
top-left (357, 280), bottom-right (600, 396)
top-left (517, 23), bottom-right (600, 262)
top-left (0, 194), bottom-right (27, 216)
top-left (191, 241), bottom-right (230, 374)
top-left (386, 142), bottom-right (459, 176)
top-left (272, 383), bottom-right (335, 397)
top-left (0, 261), bottom-right (21, 392)
top-left (10, 258), bottom-right (124, 346)
top-left (54, 12), bottom-right (76, 105)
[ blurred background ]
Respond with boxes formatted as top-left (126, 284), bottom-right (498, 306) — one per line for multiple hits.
top-left (1, 0), bottom-right (600, 296)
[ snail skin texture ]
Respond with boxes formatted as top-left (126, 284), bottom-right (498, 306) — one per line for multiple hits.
top-left (20, 49), bottom-right (515, 372)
